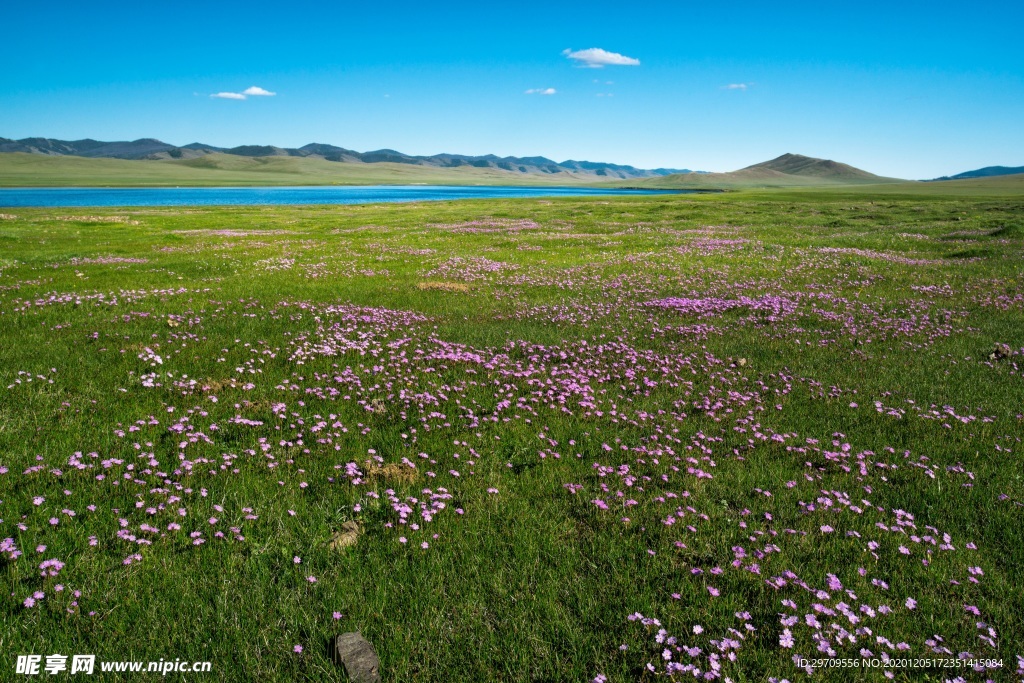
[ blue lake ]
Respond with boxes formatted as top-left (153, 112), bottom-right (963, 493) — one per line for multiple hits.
top-left (0, 185), bottom-right (689, 207)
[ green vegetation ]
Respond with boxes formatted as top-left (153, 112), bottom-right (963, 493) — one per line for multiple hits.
top-left (619, 153), bottom-right (905, 190)
top-left (10, 150), bottom-right (1022, 196)
top-left (0, 152), bottom-right (605, 187)
top-left (827, 173), bottom-right (1024, 196)
top-left (1, 190), bottom-right (1022, 681)
top-left (627, 170), bottom-right (1024, 196)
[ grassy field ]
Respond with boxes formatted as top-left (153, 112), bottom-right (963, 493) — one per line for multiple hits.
top-left (0, 153), bottom-right (611, 188)
top-left (615, 172), bottom-right (904, 191)
top-left (816, 174), bottom-right (1024, 197)
top-left (625, 171), bottom-right (1024, 195)
top-left (6, 151), bottom-right (1020, 198)
top-left (0, 190), bottom-right (1022, 681)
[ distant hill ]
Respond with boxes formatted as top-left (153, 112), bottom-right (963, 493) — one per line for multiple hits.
top-left (0, 136), bottom-right (189, 160)
top-left (931, 165), bottom-right (1024, 181)
top-left (0, 136), bottom-right (693, 181)
top-left (0, 151), bottom-right (692, 188)
top-left (624, 153), bottom-right (903, 189)
top-left (741, 153), bottom-right (885, 181)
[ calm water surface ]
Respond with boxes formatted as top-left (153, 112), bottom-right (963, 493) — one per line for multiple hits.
top-left (0, 185), bottom-right (688, 207)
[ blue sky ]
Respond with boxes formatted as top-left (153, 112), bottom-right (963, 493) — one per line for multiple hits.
top-left (1, 0), bottom-right (1021, 178)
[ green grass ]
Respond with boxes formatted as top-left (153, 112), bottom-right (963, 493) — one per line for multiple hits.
top-left (621, 171), bottom-right (1024, 195)
top-left (5, 152), bottom-right (1022, 198)
top-left (817, 173), bottom-right (1024, 196)
top-left (0, 189), bottom-right (1022, 681)
top-left (0, 153), bottom-right (608, 187)
top-left (615, 171), bottom-right (904, 190)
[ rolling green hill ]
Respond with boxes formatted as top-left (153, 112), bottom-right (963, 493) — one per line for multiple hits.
top-left (0, 136), bottom-right (692, 180)
top-left (742, 152), bottom-right (886, 180)
top-left (3, 150), bottom-right (1020, 196)
top-left (624, 153), bottom-right (905, 189)
top-left (0, 152), bottom-right (619, 187)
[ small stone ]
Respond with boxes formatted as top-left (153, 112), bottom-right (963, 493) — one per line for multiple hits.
top-left (737, 358), bottom-right (747, 367)
top-left (329, 521), bottom-right (361, 550)
top-left (990, 343), bottom-right (1012, 361)
top-left (331, 632), bottom-right (381, 683)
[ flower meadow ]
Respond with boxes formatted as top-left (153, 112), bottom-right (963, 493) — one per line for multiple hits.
top-left (0, 193), bottom-right (1022, 681)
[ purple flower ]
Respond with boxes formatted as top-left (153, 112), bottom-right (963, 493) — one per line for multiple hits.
top-left (780, 629), bottom-right (794, 648)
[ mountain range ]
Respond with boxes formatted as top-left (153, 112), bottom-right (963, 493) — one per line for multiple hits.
top-left (930, 165), bottom-right (1024, 181)
top-left (0, 136), bottom-right (693, 181)
top-left (3, 137), bottom-right (1018, 189)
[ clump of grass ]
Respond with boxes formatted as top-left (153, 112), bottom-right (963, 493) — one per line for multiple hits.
top-left (362, 460), bottom-right (419, 484)
top-left (54, 215), bottom-right (140, 224)
top-left (416, 280), bottom-right (470, 292)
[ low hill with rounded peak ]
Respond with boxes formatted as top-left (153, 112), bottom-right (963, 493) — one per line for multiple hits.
top-left (628, 153), bottom-right (904, 189)
top-left (740, 153), bottom-right (886, 181)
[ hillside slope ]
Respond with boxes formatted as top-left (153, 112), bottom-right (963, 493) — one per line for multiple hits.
top-left (624, 153), bottom-right (904, 189)
top-left (0, 152), bottom-right (629, 187)
top-left (0, 136), bottom-right (692, 181)
top-left (818, 172), bottom-right (1024, 196)
top-left (741, 153), bottom-right (886, 181)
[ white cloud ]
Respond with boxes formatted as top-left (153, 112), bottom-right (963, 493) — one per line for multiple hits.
top-left (563, 48), bottom-right (640, 68)
top-left (525, 88), bottom-right (557, 95)
top-left (723, 83), bottom-right (752, 90)
top-left (210, 86), bottom-right (277, 100)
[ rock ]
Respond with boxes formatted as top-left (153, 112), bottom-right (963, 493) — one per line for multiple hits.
top-left (989, 343), bottom-right (1012, 361)
top-left (331, 632), bottom-right (381, 683)
top-left (329, 521), bottom-right (361, 550)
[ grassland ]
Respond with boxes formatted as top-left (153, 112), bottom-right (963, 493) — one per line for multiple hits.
top-left (616, 171), bottom-right (898, 191)
top-left (7, 151), bottom-right (1021, 197)
top-left (1, 190), bottom-right (1022, 681)
top-left (624, 171), bottom-right (1024, 195)
top-left (0, 153), bottom-right (608, 188)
